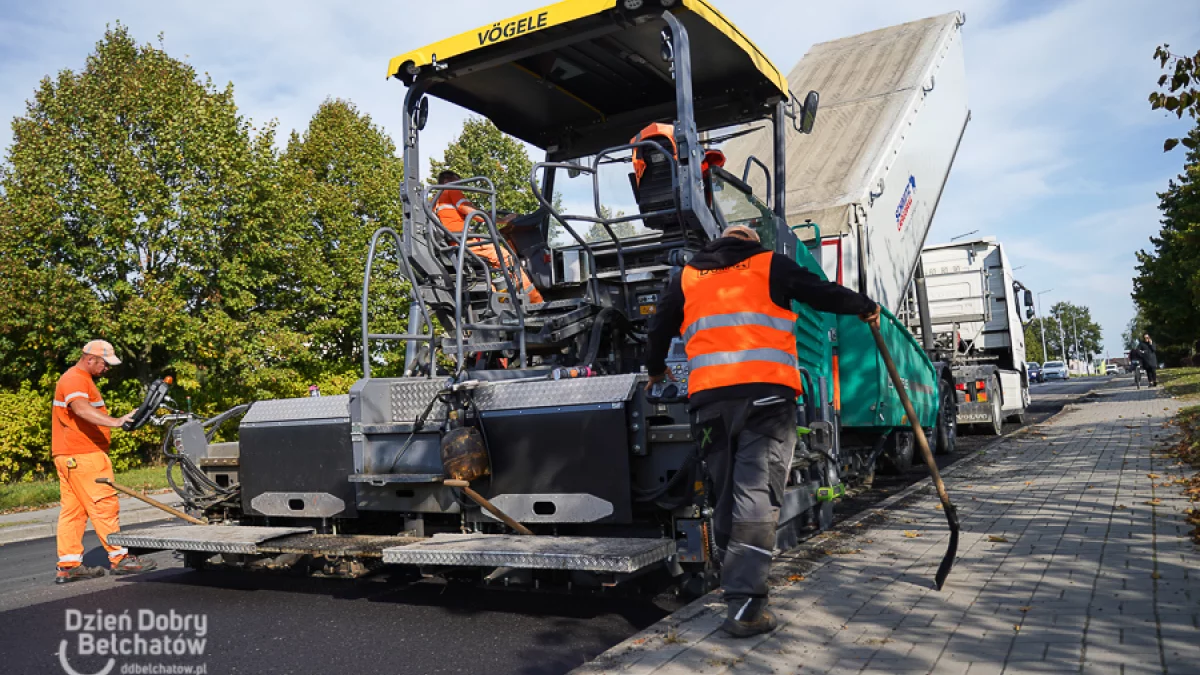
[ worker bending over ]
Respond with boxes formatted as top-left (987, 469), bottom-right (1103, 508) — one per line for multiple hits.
top-left (645, 226), bottom-right (879, 638)
top-left (433, 170), bottom-right (543, 304)
top-left (52, 340), bottom-right (157, 583)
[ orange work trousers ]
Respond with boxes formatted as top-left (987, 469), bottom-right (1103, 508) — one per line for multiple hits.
top-left (467, 242), bottom-right (544, 304)
top-left (55, 452), bottom-right (126, 568)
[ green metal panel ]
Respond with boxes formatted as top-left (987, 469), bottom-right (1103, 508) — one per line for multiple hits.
top-left (836, 307), bottom-right (939, 430)
top-left (789, 238), bottom-right (834, 408)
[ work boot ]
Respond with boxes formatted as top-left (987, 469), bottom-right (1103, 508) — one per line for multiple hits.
top-left (721, 597), bottom-right (778, 638)
top-left (55, 565), bottom-right (106, 585)
top-left (110, 555), bottom-right (158, 575)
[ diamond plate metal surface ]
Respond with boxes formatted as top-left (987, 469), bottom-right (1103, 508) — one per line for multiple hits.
top-left (471, 374), bottom-right (638, 411)
top-left (242, 395), bottom-right (349, 425)
top-left (389, 379), bottom-right (449, 423)
top-left (381, 533), bottom-right (675, 573)
top-left (384, 374), bottom-right (638, 421)
top-left (107, 525), bottom-right (312, 554)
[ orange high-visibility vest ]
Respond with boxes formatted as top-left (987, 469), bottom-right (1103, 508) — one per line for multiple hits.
top-left (680, 251), bottom-right (801, 396)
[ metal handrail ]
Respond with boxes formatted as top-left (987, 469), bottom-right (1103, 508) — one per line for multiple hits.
top-left (741, 155), bottom-right (772, 209)
top-left (453, 209), bottom-right (528, 370)
top-left (361, 226), bottom-right (435, 378)
top-left (423, 177), bottom-right (529, 370)
top-left (529, 140), bottom-right (680, 316)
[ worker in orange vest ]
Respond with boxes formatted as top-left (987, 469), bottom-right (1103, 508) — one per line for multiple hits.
top-left (433, 170), bottom-right (544, 305)
top-left (52, 340), bottom-right (158, 583)
top-left (645, 225), bottom-right (879, 637)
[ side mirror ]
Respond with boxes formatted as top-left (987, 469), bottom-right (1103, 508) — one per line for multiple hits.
top-left (1026, 308), bottom-right (1035, 320)
top-left (1023, 289), bottom-right (1034, 308)
top-left (798, 90), bottom-right (819, 134)
top-left (414, 97), bottom-right (430, 131)
top-left (566, 159), bottom-right (582, 179)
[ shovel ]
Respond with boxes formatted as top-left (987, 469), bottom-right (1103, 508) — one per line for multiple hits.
top-left (96, 477), bottom-right (207, 525)
top-left (869, 323), bottom-right (959, 590)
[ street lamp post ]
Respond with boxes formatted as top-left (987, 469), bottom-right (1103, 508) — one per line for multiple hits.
top-left (1080, 314), bottom-right (1089, 372)
top-left (1037, 290), bottom-right (1053, 363)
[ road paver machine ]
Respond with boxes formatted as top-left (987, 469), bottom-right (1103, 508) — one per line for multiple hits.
top-left (114, 0), bottom-right (949, 593)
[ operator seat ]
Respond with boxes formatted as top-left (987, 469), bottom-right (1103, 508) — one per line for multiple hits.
top-left (630, 122), bottom-right (725, 230)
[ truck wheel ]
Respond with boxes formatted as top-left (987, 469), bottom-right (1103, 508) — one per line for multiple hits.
top-left (934, 379), bottom-right (957, 456)
top-left (986, 377), bottom-right (1003, 436)
top-left (882, 430), bottom-right (914, 475)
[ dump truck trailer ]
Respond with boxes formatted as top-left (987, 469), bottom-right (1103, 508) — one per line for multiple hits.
top-left (725, 11), bottom-right (969, 468)
top-left (916, 238), bottom-right (1034, 434)
top-left (111, 2), bottom-right (967, 595)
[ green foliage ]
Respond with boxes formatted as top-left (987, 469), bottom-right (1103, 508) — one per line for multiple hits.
top-left (1027, 303), bottom-right (1101, 362)
top-left (429, 117), bottom-right (538, 214)
top-left (1, 464), bottom-right (172, 512)
top-left (0, 383), bottom-right (52, 483)
top-left (1150, 45), bottom-right (1200, 152)
top-left (1122, 309), bottom-right (1151, 352)
top-left (585, 205), bottom-right (636, 242)
top-left (281, 99), bottom-right (410, 375)
top-left (1133, 123), bottom-right (1200, 362)
top-left (1023, 321), bottom-right (1045, 363)
top-left (0, 23), bottom-right (307, 410)
top-left (0, 27), bottom-right (413, 480)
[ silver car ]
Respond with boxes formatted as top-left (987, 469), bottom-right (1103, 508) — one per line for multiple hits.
top-left (1042, 360), bottom-right (1069, 381)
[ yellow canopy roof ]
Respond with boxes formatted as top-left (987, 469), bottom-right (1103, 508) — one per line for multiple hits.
top-left (388, 0), bottom-right (789, 158)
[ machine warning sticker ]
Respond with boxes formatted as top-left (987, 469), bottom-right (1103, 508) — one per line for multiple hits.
top-left (895, 175), bottom-right (917, 232)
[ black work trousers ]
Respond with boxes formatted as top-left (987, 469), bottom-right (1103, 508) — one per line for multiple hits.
top-left (692, 396), bottom-right (796, 604)
top-left (1145, 365), bottom-right (1158, 386)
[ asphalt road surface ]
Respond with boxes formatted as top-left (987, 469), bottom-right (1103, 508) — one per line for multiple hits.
top-left (0, 376), bottom-right (1111, 675)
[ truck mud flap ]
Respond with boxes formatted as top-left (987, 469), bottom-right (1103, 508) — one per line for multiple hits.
top-left (108, 525), bottom-right (313, 555)
top-left (381, 533), bottom-right (675, 573)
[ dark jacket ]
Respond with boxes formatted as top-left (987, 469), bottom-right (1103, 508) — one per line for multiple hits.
top-left (1136, 340), bottom-right (1158, 369)
top-left (646, 237), bottom-right (876, 407)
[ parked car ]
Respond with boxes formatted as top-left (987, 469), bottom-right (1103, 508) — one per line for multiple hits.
top-left (1042, 360), bottom-right (1069, 381)
top-left (1027, 362), bottom-right (1044, 383)
top-left (1107, 363), bottom-right (1124, 375)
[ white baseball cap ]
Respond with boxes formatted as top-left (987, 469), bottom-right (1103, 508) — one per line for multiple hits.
top-left (82, 340), bottom-right (121, 365)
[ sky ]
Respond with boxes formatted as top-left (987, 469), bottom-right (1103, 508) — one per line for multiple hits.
top-left (1, 0), bottom-right (1198, 357)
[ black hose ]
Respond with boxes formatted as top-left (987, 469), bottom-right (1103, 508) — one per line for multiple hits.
top-left (631, 454), bottom-right (698, 502)
top-left (582, 308), bottom-right (616, 368)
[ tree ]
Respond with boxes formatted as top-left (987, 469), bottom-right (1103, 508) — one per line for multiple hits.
top-left (1122, 310), bottom-right (1151, 352)
top-left (1023, 320), bottom-right (1046, 363)
top-left (281, 99), bottom-right (409, 375)
top-left (429, 117), bottom-right (538, 215)
top-left (1044, 302), bottom-right (1103, 362)
top-left (584, 205), bottom-right (636, 242)
top-left (1132, 121), bottom-right (1200, 360)
top-left (1150, 45), bottom-right (1200, 152)
top-left (0, 24), bottom-right (307, 411)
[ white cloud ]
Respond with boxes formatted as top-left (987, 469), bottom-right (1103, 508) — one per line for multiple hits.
top-left (1, 0), bottom-right (1198, 357)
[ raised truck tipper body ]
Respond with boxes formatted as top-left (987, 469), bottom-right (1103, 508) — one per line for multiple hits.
top-left (110, 2), bottom-right (967, 595)
top-left (917, 238), bottom-right (1033, 434)
top-left (725, 12), bottom-right (969, 470)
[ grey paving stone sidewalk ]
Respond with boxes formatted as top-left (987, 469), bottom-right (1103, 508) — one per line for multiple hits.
top-left (578, 384), bottom-right (1197, 675)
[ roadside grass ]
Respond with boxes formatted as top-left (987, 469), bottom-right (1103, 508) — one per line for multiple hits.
top-left (0, 465), bottom-right (170, 513)
top-left (1165, 403), bottom-right (1200, 545)
top-left (1160, 366), bottom-right (1200, 401)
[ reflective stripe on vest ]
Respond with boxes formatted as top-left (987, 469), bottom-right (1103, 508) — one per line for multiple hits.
top-left (680, 251), bottom-right (801, 396)
top-left (682, 312), bottom-right (797, 344)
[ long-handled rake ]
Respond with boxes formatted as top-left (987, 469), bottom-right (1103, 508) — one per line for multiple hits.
top-left (869, 323), bottom-right (960, 590)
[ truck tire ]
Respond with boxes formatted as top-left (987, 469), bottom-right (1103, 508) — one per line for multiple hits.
top-left (882, 430), bottom-right (914, 475)
top-left (986, 377), bottom-right (1003, 436)
top-left (933, 378), bottom-right (957, 456)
